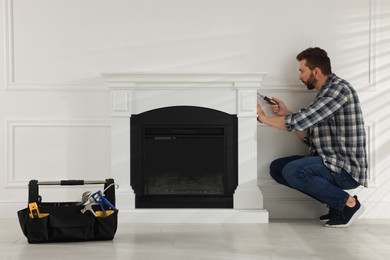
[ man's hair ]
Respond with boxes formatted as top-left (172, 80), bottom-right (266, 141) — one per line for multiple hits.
top-left (296, 47), bottom-right (332, 75)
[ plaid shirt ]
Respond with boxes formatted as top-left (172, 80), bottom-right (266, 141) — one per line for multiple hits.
top-left (285, 73), bottom-right (368, 187)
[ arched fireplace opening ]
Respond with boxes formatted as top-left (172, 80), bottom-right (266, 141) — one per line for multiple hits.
top-left (131, 106), bottom-right (238, 208)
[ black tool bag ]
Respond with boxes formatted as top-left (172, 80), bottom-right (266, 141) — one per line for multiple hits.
top-left (17, 179), bottom-right (118, 243)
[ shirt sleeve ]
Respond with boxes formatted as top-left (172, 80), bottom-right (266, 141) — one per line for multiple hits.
top-left (284, 85), bottom-right (349, 132)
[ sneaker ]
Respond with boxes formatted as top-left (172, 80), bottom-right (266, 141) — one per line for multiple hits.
top-left (325, 196), bottom-right (365, 228)
top-left (319, 207), bottom-right (336, 222)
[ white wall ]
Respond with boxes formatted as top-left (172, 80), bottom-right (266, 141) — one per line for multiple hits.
top-left (1, 0), bottom-right (389, 218)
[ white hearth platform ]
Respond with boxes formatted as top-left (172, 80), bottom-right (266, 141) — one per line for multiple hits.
top-left (102, 73), bottom-right (269, 223)
top-left (118, 209), bottom-right (268, 224)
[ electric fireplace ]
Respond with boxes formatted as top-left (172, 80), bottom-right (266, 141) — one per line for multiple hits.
top-left (131, 106), bottom-right (238, 208)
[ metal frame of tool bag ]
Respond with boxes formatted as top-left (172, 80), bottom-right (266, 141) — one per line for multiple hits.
top-left (17, 179), bottom-right (118, 243)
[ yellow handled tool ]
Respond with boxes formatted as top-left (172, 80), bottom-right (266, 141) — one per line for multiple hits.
top-left (28, 202), bottom-right (49, 218)
top-left (95, 210), bottom-right (115, 218)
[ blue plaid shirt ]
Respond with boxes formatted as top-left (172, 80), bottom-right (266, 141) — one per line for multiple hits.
top-left (285, 73), bottom-right (368, 187)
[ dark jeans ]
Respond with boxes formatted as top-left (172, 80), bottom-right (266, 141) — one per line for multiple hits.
top-left (270, 155), bottom-right (360, 211)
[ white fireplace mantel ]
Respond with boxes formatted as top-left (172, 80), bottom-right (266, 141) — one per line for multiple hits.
top-left (102, 72), bottom-right (269, 223)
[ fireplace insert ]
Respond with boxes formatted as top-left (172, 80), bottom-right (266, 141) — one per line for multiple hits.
top-left (131, 106), bottom-right (238, 208)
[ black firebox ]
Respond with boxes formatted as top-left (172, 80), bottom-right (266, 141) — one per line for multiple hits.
top-left (131, 106), bottom-right (238, 208)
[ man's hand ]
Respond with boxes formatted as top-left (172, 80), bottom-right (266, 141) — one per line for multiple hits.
top-left (256, 100), bottom-right (287, 130)
top-left (270, 97), bottom-right (291, 116)
top-left (257, 102), bottom-right (266, 123)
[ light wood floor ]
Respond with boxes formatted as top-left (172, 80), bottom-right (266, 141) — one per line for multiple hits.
top-left (3, 218), bottom-right (390, 260)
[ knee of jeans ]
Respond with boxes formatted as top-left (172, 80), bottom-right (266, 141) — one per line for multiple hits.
top-left (282, 164), bottom-right (306, 187)
top-left (269, 171), bottom-right (284, 185)
top-left (269, 161), bottom-right (281, 180)
top-left (269, 170), bottom-right (279, 183)
top-left (269, 159), bottom-right (281, 174)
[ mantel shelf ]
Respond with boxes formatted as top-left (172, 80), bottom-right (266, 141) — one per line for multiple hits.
top-left (101, 72), bottom-right (268, 89)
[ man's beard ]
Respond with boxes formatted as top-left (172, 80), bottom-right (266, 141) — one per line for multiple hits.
top-left (303, 72), bottom-right (316, 90)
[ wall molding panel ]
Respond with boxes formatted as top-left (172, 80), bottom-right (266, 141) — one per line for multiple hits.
top-left (264, 0), bottom-right (378, 92)
top-left (365, 122), bottom-right (377, 188)
top-left (4, 118), bottom-right (111, 188)
top-left (3, 0), bottom-right (107, 91)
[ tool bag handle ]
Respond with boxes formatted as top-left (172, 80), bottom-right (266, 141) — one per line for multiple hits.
top-left (28, 179), bottom-right (116, 206)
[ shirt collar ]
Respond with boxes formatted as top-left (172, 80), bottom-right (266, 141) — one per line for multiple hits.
top-left (324, 73), bottom-right (336, 85)
top-left (320, 73), bottom-right (336, 91)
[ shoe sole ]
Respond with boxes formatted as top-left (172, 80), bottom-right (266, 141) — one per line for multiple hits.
top-left (325, 205), bottom-right (365, 228)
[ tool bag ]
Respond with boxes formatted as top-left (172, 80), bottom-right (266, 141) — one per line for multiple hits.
top-left (17, 179), bottom-right (118, 243)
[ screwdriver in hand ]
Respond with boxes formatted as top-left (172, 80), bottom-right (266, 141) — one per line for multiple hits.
top-left (257, 93), bottom-right (278, 106)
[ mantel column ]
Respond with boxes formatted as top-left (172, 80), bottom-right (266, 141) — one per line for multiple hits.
top-left (234, 86), bottom-right (263, 209)
top-left (110, 89), bottom-right (135, 210)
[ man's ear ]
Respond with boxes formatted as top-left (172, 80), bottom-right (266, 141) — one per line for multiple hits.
top-left (313, 67), bottom-right (322, 77)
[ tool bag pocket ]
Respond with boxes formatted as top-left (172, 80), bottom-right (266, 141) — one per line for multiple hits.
top-left (48, 204), bottom-right (96, 242)
top-left (94, 210), bottom-right (118, 240)
top-left (17, 179), bottom-right (118, 243)
top-left (18, 208), bottom-right (50, 243)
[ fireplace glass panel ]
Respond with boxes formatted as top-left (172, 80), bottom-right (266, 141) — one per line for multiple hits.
top-left (143, 127), bottom-right (225, 195)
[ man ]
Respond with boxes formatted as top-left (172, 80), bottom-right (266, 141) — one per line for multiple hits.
top-left (257, 47), bottom-right (368, 227)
